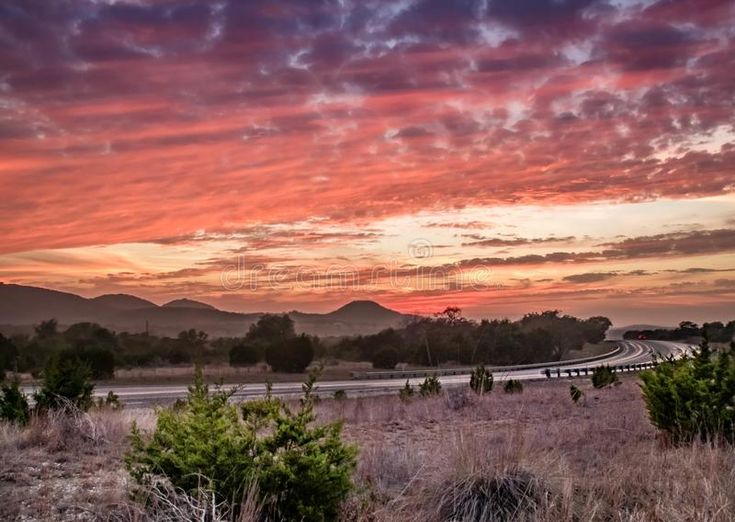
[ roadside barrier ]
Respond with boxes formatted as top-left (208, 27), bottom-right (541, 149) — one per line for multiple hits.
top-left (350, 344), bottom-right (624, 380)
top-left (541, 361), bottom-right (658, 379)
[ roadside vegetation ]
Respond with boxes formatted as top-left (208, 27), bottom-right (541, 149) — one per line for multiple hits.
top-left (0, 309), bottom-right (614, 384)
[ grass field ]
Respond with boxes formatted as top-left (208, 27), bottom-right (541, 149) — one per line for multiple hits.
top-left (2, 376), bottom-right (733, 521)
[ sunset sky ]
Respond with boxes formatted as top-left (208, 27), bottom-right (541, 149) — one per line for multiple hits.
top-left (1, 0), bottom-right (734, 324)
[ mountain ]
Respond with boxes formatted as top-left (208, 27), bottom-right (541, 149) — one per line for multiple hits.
top-left (291, 300), bottom-right (414, 337)
top-left (162, 298), bottom-right (216, 310)
top-left (90, 294), bottom-right (157, 310)
top-left (0, 283), bottom-right (100, 324)
top-left (0, 283), bottom-right (413, 338)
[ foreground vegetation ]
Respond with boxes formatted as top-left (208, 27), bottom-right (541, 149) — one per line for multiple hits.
top-left (2, 376), bottom-right (735, 521)
top-left (2, 333), bottom-right (734, 520)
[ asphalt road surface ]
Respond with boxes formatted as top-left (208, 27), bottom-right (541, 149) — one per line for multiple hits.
top-left (24, 340), bottom-right (695, 408)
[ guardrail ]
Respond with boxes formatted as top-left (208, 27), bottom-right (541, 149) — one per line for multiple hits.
top-left (539, 361), bottom-right (658, 379)
top-left (351, 343), bottom-right (624, 380)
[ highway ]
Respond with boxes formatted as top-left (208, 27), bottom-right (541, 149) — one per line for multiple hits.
top-left (23, 340), bottom-right (696, 408)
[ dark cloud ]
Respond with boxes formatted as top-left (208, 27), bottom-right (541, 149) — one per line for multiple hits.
top-left (461, 235), bottom-right (576, 247)
top-left (563, 272), bottom-right (616, 284)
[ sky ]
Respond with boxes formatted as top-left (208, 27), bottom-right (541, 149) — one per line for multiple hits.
top-left (1, 0), bottom-right (734, 325)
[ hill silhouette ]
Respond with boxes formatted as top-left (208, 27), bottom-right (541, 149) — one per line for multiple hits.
top-left (0, 283), bottom-right (412, 337)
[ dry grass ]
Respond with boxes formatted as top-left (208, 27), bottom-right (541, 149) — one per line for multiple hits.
top-left (2, 377), bottom-right (734, 521)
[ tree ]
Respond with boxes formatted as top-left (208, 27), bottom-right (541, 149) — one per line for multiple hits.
top-left (582, 316), bottom-right (612, 344)
top-left (0, 333), bottom-right (18, 381)
top-left (127, 370), bottom-right (357, 521)
top-left (34, 319), bottom-right (58, 340)
top-left (371, 346), bottom-right (399, 369)
top-left (34, 351), bottom-right (94, 411)
top-left (640, 340), bottom-right (735, 443)
top-left (470, 365), bottom-right (493, 394)
top-left (177, 329), bottom-right (208, 363)
top-left (0, 378), bottom-right (29, 425)
top-left (247, 314), bottom-right (296, 346)
top-left (266, 334), bottom-right (314, 373)
top-left (229, 342), bottom-right (262, 367)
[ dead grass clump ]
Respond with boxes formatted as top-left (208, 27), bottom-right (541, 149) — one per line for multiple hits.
top-left (445, 387), bottom-right (473, 411)
top-left (108, 479), bottom-right (261, 522)
top-left (436, 467), bottom-right (548, 522)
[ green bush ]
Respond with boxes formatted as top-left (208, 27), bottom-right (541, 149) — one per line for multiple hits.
top-left (97, 390), bottom-right (123, 410)
top-left (591, 365), bottom-right (619, 389)
top-left (640, 340), bottom-right (735, 444)
top-left (126, 370), bottom-right (357, 521)
top-left (503, 379), bottom-right (523, 394)
top-left (333, 389), bottom-right (347, 401)
top-left (34, 352), bottom-right (94, 411)
top-left (0, 378), bottom-right (30, 425)
top-left (469, 365), bottom-right (493, 394)
top-left (419, 375), bottom-right (442, 397)
top-left (569, 384), bottom-right (584, 405)
top-left (399, 380), bottom-right (415, 401)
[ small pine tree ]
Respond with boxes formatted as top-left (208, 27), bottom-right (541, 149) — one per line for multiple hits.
top-left (469, 365), bottom-right (493, 394)
top-left (503, 379), bottom-right (523, 394)
top-left (419, 375), bottom-right (442, 397)
top-left (127, 369), bottom-right (357, 521)
top-left (640, 339), bottom-right (735, 444)
top-left (333, 389), bottom-right (347, 401)
top-left (591, 365), bottom-right (619, 389)
top-left (34, 352), bottom-right (94, 411)
top-left (0, 378), bottom-right (30, 425)
top-left (570, 384), bottom-right (584, 405)
top-left (399, 380), bottom-right (415, 401)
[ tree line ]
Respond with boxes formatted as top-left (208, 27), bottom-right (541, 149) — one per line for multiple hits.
top-left (623, 320), bottom-right (735, 343)
top-left (326, 308), bottom-right (611, 369)
top-left (0, 308), bottom-right (612, 379)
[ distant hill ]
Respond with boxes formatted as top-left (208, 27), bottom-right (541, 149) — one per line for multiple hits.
top-left (162, 298), bottom-right (216, 310)
top-left (90, 294), bottom-right (157, 310)
top-left (291, 300), bottom-right (414, 337)
top-left (0, 283), bottom-right (413, 338)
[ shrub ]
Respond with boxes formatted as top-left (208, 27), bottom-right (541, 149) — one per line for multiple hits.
top-left (265, 334), bottom-right (314, 373)
top-left (591, 365), bottom-right (619, 389)
top-left (0, 378), bottom-right (30, 425)
top-left (399, 380), bottom-right (415, 401)
top-left (126, 369), bottom-right (357, 521)
top-left (469, 365), bottom-right (493, 394)
top-left (503, 379), bottom-right (523, 394)
top-left (569, 384), bottom-right (584, 405)
top-left (640, 340), bottom-right (735, 444)
top-left (334, 389), bottom-right (347, 401)
top-left (371, 346), bottom-right (400, 369)
top-left (34, 352), bottom-right (94, 411)
top-left (419, 375), bottom-right (442, 397)
top-left (96, 390), bottom-right (123, 410)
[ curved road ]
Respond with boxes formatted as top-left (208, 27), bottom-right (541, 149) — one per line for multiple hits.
top-left (64, 339), bottom-right (694, 408)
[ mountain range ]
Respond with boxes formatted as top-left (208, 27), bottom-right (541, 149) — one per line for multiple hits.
top-left (0, 283), bottom-right (414, 338)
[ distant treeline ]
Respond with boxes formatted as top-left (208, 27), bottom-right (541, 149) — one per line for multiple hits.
top-left (325, 308), bottom-right (611, 369)
top-left (0, 309), bottom-right (612, 379)
top-left (623, 321), bottom-right (735, 343)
